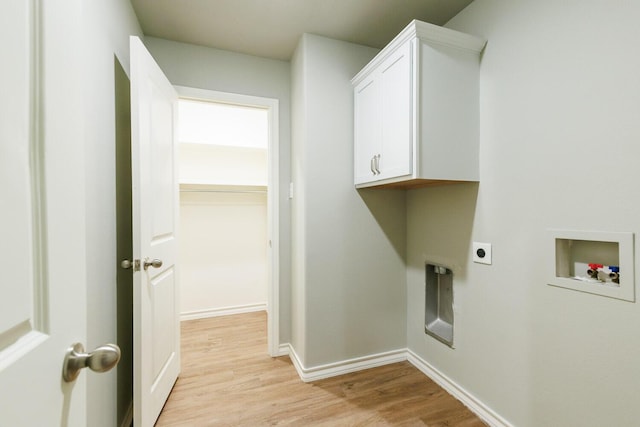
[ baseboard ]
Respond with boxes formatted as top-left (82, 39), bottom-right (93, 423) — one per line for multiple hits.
top-left (287, 344), bottom-right (305, 379)
top-left (407, 350), bottom-right (512, 427)
top-left (180, 303), bottom-right (267, 321)
top-left (287, 344), bottom-right (407, 383)
top-left (285, 346), bottom-right (510, 426)
top-left (276, 343), bottom-right (290, 357)
top-left (179, 311), bottom-right (508, 425)
top-left (119, 401), bottom-right (133, 427)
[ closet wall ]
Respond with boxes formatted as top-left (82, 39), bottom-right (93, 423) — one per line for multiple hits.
top-left (179, 142), bottom-right (268, 319)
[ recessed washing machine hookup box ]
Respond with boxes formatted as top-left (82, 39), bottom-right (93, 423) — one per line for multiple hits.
top-left (548, 229), bottom-right (635, 302)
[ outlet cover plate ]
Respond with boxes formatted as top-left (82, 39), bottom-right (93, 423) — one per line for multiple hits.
top-left (473, 242), bottom-right (492, 265)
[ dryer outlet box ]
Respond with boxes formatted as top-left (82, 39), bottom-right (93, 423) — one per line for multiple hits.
top-left (473, 242), bottom-right (492, 265)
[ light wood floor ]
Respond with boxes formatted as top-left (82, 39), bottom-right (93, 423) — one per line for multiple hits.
top-left (155, 311), bottom-right (485, 426)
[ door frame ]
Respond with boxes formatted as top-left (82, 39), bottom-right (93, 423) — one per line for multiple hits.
top-left (174, 86), bottom-right (280, 356)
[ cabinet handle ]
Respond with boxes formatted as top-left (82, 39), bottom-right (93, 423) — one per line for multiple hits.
top-left (370, 156), bottom-right (376, 175)
top-left (374, 154), bottom-right (381, 174)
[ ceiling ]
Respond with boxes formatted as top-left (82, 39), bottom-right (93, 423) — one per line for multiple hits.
top-left (130, 0), bottom-right (474, 61)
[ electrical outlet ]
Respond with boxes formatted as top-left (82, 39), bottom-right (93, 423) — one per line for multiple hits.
top-left (473, 242), bottom-right (492, 265)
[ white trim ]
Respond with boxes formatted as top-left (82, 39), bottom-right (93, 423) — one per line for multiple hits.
top-left (180, 303), bottom-right (267, 321)
top-left (407, 350), bottom-right (513, 427)
top-left (287, 344), bottom-right (305, 379)
top-left (285, 346), bottom-right (510, 426)
top-left (277, 343), bottom-right (290, 357)
top-left (173, 86), bottom-right (280, 356)
top-left (352, 20), bottom-right (486, 86)
top-left (287, 344), bottom-right (406, 383)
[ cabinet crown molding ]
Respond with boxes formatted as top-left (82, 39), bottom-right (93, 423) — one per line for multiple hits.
top-left (352, 19), bottom-right (486, 86)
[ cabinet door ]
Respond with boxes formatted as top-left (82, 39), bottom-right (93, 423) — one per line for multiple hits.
top-left (354, 75), bottom-right (381, 185)
top-left (379, 42), bottom-right (412, 180)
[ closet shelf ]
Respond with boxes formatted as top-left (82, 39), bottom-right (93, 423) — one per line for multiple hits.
top-left (179, 182), bottom-right (267, 194)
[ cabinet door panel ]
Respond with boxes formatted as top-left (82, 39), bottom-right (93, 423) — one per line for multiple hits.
top-left (380, 42), bottom-right (412, 180)
top-left (354, 77), bottom-right (381, 185)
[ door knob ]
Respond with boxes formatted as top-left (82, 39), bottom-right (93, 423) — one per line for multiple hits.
top-left (121, 259), bottom-right (140, 271)
top-left (143, 258), bottom-right (163, 270)
top-left (62, 343), bottom-right (121, 382)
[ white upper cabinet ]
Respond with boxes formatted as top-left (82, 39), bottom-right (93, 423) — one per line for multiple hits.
top-left (352, 20), bottom-right (486, 189)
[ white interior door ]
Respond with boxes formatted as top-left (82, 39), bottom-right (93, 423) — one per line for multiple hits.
top-left (0, 0), bottom-right (87, 425)
top-left (130, 36), bottom-right (181, 427)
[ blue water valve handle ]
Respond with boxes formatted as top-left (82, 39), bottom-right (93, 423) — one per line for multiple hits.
top-left (609, 266), bottom-right (620, 273)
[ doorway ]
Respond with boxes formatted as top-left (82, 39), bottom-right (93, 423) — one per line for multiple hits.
top-left (175, 87), bottom-right (280, 356)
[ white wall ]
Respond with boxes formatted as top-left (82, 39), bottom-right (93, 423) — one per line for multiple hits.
top-left (180, 191), bottom-right (267, 316)
top-left (291, 34), bottom-right (407, 368)
top-left (407, 1), bottom-right (640, 426)
top-left (144, 37), bottom-right (292, 342)
top-left (82, 1), bottom-right (142, 426)
top-left (179, 144), bottom-right (268, 317)
top-left (179, 144), bottom-right (267, 186)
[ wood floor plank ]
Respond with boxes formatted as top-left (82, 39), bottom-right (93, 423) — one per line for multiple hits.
top-left (155, 312), bottom-right (485, 426)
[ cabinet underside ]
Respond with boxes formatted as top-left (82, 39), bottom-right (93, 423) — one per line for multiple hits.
top-left (357, 178), bottom-right (474, 190)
